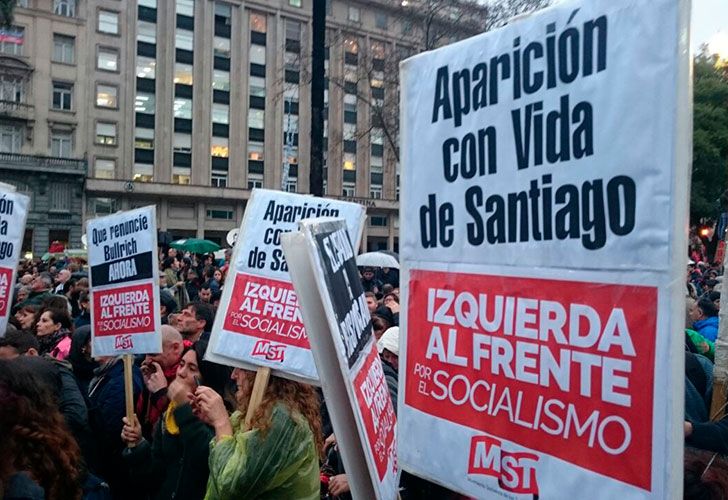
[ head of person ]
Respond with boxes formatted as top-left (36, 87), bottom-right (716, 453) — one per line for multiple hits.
top-left (167, 247), bottom-right (177, 258)
top-left (371, 314), bottom-right (391, 340)
top-left (14, 304), bottom-right (39, 331)
top-left (160, 289), bottom-right (178, 318)
top-left (31, 272), bottom-right (52, 293)
top-left (704, 279), bottom-right (719, 293)
top-left (162, 257), bottom-right (179, 271)
top-left (67, 325), bottom-right (97, 379)
top-left (383, 293), bottom-right (399, 309)
top-left (213, 269), bottom-right (223, 283)
top-left (381, 284), bottom-right (394, 295)
top-left (0, 329), bottom-right (39, 359)
top-left (377, 326), bottom-right (399, 370)
top-left (147, 325), bottom-right (184, 370)
top-left (684, 448), bottom-right (728, 499)
top-left (709, 291), bottom-right (721, 311)
top-left (231, 368), bottom-right (323, 456)
top-left (35, 308), bottom-right (72, 338)
top-left (0, 359), bottom-right (82, 499)
top-left (689, 298), bottom-right (719, 323)
top-left (362, 268), bottom-right (375, 281)
top-left (174, 339), bottom-right (232, 404)
top-left (177, 302), bottom-right (214, 340)
top-left (199, 284), bottom-right (212, 303)
top-left (56, 269), bottom-right (71, 285)
top-left (19, 273), bottom-right (33, 286)
top-left (41, 294), bottom-right (70, 314)
top-left (78, 291), bottom-right (90, 312)
top-left (187, 269), bottom-right (198, 282)
top-left (365, 292), bottom-right (378, 313)
top-left (15, 285), bottom-right (31, 304)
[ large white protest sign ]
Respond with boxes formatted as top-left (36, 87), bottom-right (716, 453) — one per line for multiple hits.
top-left (207, 189), bottom-right (366, 384)
top-left (399, 0), bottom-right (690, 498)
top-left (88, 206), bottom-right (162, 356)
top-left (283, 218), bottom-right (398, 500)
top-left (0, 188), bottom-right (29, 336)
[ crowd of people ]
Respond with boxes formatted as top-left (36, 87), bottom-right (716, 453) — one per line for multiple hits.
top-left (4, 232), bottom-right (728, 498)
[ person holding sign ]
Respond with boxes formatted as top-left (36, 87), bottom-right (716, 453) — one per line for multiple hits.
top-left (194, 369), bottom-right (323, 499)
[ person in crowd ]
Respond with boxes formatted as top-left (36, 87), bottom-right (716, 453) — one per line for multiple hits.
top-left (377, 266), bottom-right (400, 288)
top-left (371, 314), bottom-right (392, 340)
top-left (162, 257), bottom-right (188, 310)
top-left (198, 283), bottom-right (213, 303)
top-left (689, 298), bottom-right (720, 343)
top-left (360, 267), bottom-right (382, 295)
top-left (13, 304), bottom-right (39, 332)
top-left (20, 272), bottom-right (53, 308)
top-left (382, 293), bottom-right (401, 326)
top-left (684, 448), bottom-right (728, 499)
top-left (195, 369), bottom-right (323, 498)
top-left (159, 289), bottom-right (178, 326)
top-left (174, 302), bottom-right (214, 342)
top-left (35, 308), bottom-right (73, 360)
top-left (121, 339), bottom-right (232, 500)
top-left (0, 359), bottom-right (84, 500)
top-left (74, 291), bottom-right (91, 329)
top-left (686, 298), bottom-right (715, 360)
top-left (67, 325), bottom-right (98, 397)
top-left (185, 269), bottom-right (200, 302)
top-left (381, 283), bottom-right (395, 296)
top-left (15, 285), bottom-right (31, 304)
top-left (136, 325), bottom-right (185, 440)
top-left (54, 269), bottom-right (71, 294)
top-left (365, 291), bottom-right (378, 314)
top-left (709, 290), bottom-right (721, 311)
top-left (204, 268), bottom-right (222, 294)
top-left (373, 305), bottom-right (396, 329)
top-left (88, 355), bottom-right (143, 499)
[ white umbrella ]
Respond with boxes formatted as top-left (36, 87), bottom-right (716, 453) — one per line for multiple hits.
top-left (356, 251), bottom-right (399, 269)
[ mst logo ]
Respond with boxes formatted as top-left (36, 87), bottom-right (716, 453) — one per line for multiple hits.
top-left (114, 335), bottom-right (133, 350)
top-left (251, 339), bottom-right (286, 362)
top-left (468, 435), bottom-right (539, 495)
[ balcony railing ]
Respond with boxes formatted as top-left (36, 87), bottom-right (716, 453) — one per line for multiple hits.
top-left (0, 152), bottom-right (86, 175)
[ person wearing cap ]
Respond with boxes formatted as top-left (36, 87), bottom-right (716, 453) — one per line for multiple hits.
top-left (360, 267), bottom-right (382, 295)
top-left (377, 327), bottom-right (399, 413)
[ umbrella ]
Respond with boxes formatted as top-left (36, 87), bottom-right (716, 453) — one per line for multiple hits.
top-left (356, 251), bottom-right (399, 269)
top-left (170, 238), bottom-right (221, 254)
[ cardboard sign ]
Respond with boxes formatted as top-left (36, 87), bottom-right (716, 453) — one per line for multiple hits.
top-left (0, 188), bottom-right (29, 336)
top-left (398, 0), bottom-right (690, 497)
top-left (87, 206), bottom-right (162, 356)
top-left (206, 189), bottom-right (366, 384)
top-left (282, 218), bottom-right (398, 500)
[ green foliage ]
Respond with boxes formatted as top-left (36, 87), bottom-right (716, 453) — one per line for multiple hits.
top-left (692, 56), bottom-right (728, 221)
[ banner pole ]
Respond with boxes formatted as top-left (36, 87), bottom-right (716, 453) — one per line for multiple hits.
top-left (123, 354), bottom-right (137, 448)
top-left (245, 367), bottom-right (271, 429)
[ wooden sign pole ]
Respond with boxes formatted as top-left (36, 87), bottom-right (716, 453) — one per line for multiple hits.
top-left (123, 354), bottom-right (137, 448)
top-left (244, 367), bottom-right (271, 429)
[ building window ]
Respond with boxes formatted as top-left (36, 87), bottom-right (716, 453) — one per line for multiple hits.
top-left (285, 20), bottom-right (301, 42)
top-left (284, 51), bottom-right (300, 71)
top-left (214, 2), bottom-right (231, 22)
top-left (375, 13), bottom-right (387, 30)
top-left (135, 92), bottom-right (155, 113)
top-left (211, 137), bottom-right (228, 157)
top-left (52, 34), bottom-right (74, 64)
top-left (370, 184), bottom-right (383, 199)
top-left (51, 129), bottom-right (72, 157)
top-left (206, 208), bottom-right (233, 220)
top-left (135, 127), bottom-right (154, 149)
top-left (288, 0), bottom-right (301, 7)
top-left (98, 10), bottom-right (119, 34)
top-left (342, 182), bottom-right (355, 197)
top-left (344, 36), bottom-right (358, 54)
top-left (136, 56), bottom-right (156, 79)
top-left (49, 183), bottom-right (72, 211)
top-left (370, 215), bottom-right (388, 227)
top-left (343, 152), bottom-right (356, 170)
top-left (212, 103), bottom-right (229, 124)
top-left (96, 84), bottom-right (118, 108)
top-left (248, 108), bottom-right (264, 129)
top-left (249, 44), bottom-right (265, 65)
top-left (176, 0), bottom-right (194, 17)
top-left (250, 13), bottom-right (266, 33)
top-left (285, 179), bottom-right (297, 193)
top-left (348, 6), bottom-right (360, 22)
top-left (97, 47), bottom-right (118, 71)
top-left (52, 81), bottom-right (73, 110)
top-left (0, 26), bottom-right (23, 56)
top-left (133, 164), bottom-right (154, 183)
top-left (211, 171), bottom-right (227, 187)
top-left (396, 172), bottom-right (400, 200)
top-left (172, 167), bottom-right (191, 185)
top-left (53, 0), bottom-right (75, 17)
top-left (248, 141), bottom-right (263, 161)
top-left (212, 69), bottom-right (230, 91)
top-left (0, 125), bottom-right (22, 152)
top-left (213, 36), bottom-right (230, 58)
top-left (174, 63), bottom-right (193, 85)
top-left (138, 0), bottom-right (157, 7)
top-left (176, 29), bottom-right (194, 51)
top-left (94, 159), bottom-right (115, 179)
top-left (343, 122), bottom-right (356, 140)
top-left (0, 76), bottom-right (24, 103)
top-left (370, 154), bottom-right (383, 173)
top-left (247, 173), bottom-right (263, 189)
top-left (249, 76), bottom-right (265, 97)
top-left (95, 122), bottom-right (117, 145)
top-left (344, 93), bottom-right (357, 113)
top-left (173, 97), bottom-right (192, 118)
top-left (173, 133), bottom-right (191, 153)
top-left (137, 20), bottom-right (156, 44)
top-left (371, 70), bottom-right (384, 89)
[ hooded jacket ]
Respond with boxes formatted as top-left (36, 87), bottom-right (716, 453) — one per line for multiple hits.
top-left (693, 316), bottom-right (719, 343)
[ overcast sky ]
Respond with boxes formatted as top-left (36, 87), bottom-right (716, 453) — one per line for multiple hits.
top-left (692, 0), bottom-right (728, 53)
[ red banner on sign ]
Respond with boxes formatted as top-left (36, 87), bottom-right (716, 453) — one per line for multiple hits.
top-left (354, 346), bottom-right (397, 481)
top-left (223, 273), bottom-right (309, 349)
top-left (0, 267), bottom-right (11, 318)
top-left (405, 270), bottom-right (656, 491)
top-left (93, 283), bottom-right (156, 337)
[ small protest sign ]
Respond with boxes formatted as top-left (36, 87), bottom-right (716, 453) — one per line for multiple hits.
top-left (283, 218), bottom-right (398, 500)
top-left (0, 188), bottom-right (29, 336)
top-left (87, 206), bottom-right (161, 356)
top-left (398, 0), bottom-right (690, 497)
top-left (206, 189), bottom-right (366, 384)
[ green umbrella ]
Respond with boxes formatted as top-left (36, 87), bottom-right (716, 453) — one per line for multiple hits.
top-left (169, 238), bottom-right (221, 254)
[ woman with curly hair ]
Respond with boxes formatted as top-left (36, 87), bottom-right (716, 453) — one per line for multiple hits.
top-left (195, 368), bottom-right (323, 499)
top-left (0, 359), bottom-right (82, 500)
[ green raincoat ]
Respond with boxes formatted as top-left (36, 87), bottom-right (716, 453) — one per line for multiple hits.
top-left (205, 403), bottom-right (319, 500)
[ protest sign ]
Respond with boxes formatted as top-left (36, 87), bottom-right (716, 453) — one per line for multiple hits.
top-left (399, 0), bottom-right (690, 498)
top-left (87, 206), bottom-right (161, 356)
top-left (0, 188), bottom-right (29, 336)
top-left (206, 189), bottom-right (366, 384)
top-left (282, 218), bottom-right (398, 500)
